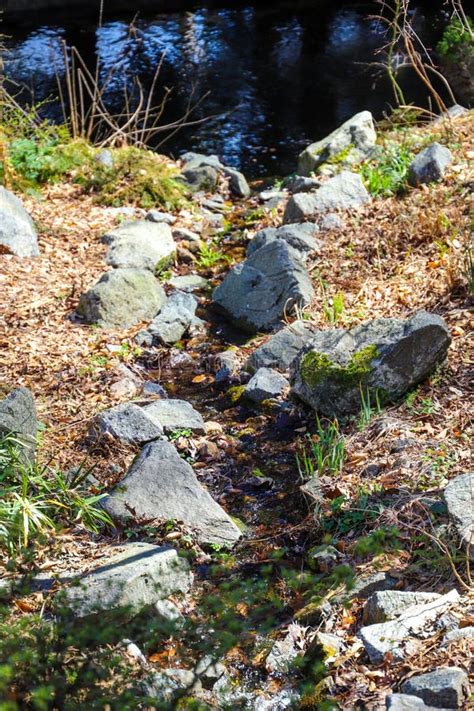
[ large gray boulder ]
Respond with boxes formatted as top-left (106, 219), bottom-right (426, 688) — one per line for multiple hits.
top-left (78, 269), bottom-right (166, 328)
top-left (363, 590), bottom-right (441, 625)
top-left (401, 668), bottom-right (470, 709)
top-left (147, 291), bottom-right (198, 345)
top-left (291, 311), bottom-right (451, 417)
top-left (245, 320), bottom-right (316, 373)
top-left (297, 111), bottom-right (376, 176)
top-left (0, 387), bottom-right (37, 464)
top-left (91, 402), bottom-right (164, 446)
top-left (443, 473), bottom-right (474, 553)
top-left (103, 440), bottom-right (241, 546)
top-left (104, 221), bottom-right (176, 274)
top-left (213, 240), bottom-right (314, 334)
top-left (247, 223), bottom-right (320, 262)
top-left (0, 187), bottom-right (39, 258)
top-left (63, 542), bottom-right (192, 618)
top-left (359, 589), bottom-right (459, 664)
top-left (283, 172), bottom-right (370, 223)
top-left (408, 143), bottom-right (453, 187)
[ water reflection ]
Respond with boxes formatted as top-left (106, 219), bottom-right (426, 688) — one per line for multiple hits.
top-left (3, 2), bottom-right (447, 176)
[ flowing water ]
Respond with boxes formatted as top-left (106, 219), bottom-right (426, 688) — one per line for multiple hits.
top-left (2, 1), bottom-right (459, 176)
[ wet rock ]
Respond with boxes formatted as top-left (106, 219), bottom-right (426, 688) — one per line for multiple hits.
top-left (401, 667), bottom-right (469, 709)
top-left (91, 402), bottom-right (164, 445)
top-left (408, 143), bottom-right (453, 186)
top-left (283, 171), bottom-right (370, 223)
top-left (63, 542), bottom-right (192, 618)
top-left (141, 398), bottom-right (205, 434)
top-left (103, 440), bottom-right (242, 546)
top-left (298, 111), bottom-right (376, 175)
top-left (246, 320), bottom-right (316, 373)
top-left (78, 268), bottom-right (166, 328)
top-left (180, 164), bottom-right (219, 192)
top-left (147, 291), bottom-right (198, 344)
top-left (0, 186), bottom-right (39, 257)
top-left (247, 223), bottom-right (321, 261)
top-left (145, 210), bottom-right (176, 225)
top-left (363, 590), bottom-right (441, 625)
top-left (291, 311), bottom-right (451, 418)
top-left (386, 693), bottom-right (445, 710)
top-left (213, 240), bottom-right (314, 334)
top-left (168, 274), bottom-right (209, 293)
top-left (0, 387), bottom-right (37, 464)
top-left (244, 367), bottom-right (289, 403)
top-left (443, 473), bottom-right (474, 554)
top-left (104, 220), bottom-right (176, 274)
top-left (359, 589), bottom-right (460, 664)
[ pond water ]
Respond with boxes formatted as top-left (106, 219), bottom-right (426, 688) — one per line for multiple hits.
top-left (2, 1), bottom-right (458, 177)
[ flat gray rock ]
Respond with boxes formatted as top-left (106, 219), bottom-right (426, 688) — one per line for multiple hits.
top-left (408, 143), bottom-right (453, 186)
top-left (0, 186), bottom-right (39, 258)
top-left (168, 274), bottom-right (209, 292)
top-left (245, 320), bottom-right (316, 373)
top-left (145, 210), bottom-right (176, 225)
top-left (283, 171), bottom-right (370, 223)
top-left (103, 440), bottom-right (242, 546)
top-left (297, 111), bottom-right (376, 175)
top-left (0, 387), bottom-right (37, 464)
top-left (285, 175), bottom-right (321, 193)
top-left (91, 402), bottom-right (164, 445)
top-left (444, 473), bottom-right (474, 553)
top-left (401, 667), bottom-right (470, 709)
top-left (78, 269), bottom-right (166, 328)
top-left (142, 398), bottom-right (205, 434)
top-left (63, 542), bottom-right (191, 618)
top-left (359, 589), bottom-right (459, 664)
top-left (104, 220), bottom-right (176, 273)
top-left (213, 240), bottom-right (314, 334)
top-left (291, 311), bottom-right (451, 417)
top-left (244, 367), bottom-right (289, 403)
top-left (247, 223), bottom-right (320, 261)
top-left (363, 590), bottom-right (441, 625)
top-left (147, 291), bottom-right (198, 345)
top-left (386, 693), bottom-right (447, 710)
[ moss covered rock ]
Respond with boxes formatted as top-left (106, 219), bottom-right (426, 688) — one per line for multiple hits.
top-left (291, 311), bottom-right (450, 417)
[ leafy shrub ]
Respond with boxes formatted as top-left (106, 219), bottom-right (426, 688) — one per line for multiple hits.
top-left (360, 143), bottom-right (414, 197)
top-left (437, 15), bottom-right (474, 59)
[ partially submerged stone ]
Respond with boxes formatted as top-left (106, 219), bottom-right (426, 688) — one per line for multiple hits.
top-left (213, 240), bottom-right (314, 334)
top-left (246, 320), bottom-right (316, 373)
top-left (291, 311), bottom-right (451, 417)
top-left (78, 269), bottom-right (166, 328)
top-left (359, 589), bottom-right (459, 664)
top-left (0, 387), bottom-right (37, 464)
top-left (63, 542), bottom-right (192, 618)
top-left (443, 473), bottom-right (474, 554)
top-left (104, 220), bottom-right (176, 274)
top-left (0, 186), bottom-right (39, 258)
top-left (297, 111), bottom-right (376, 176)
top-left (283, 171), bottom-right (370, 223)
top-left (401, 667), bottom-right (470, 709)
top-left (408, 143), bottom-right (453, 187)
top-left (103, 440), bottom-right (241, 546)
top-left (244, 367), bottom-right (289, 403)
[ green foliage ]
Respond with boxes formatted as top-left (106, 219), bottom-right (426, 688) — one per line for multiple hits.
top-left (320, 280), bottom-right (345, 325)
top-left (437, 16), bottom-right (474, 59)
top-left (353, 526), bottom-right (401, 558)
top-left (168, 428), bottom-right (193, 441)
top-left (196, 243), bottom-right (229, 268)
top-left (322, 491), bottom-right (384, 536)
top-left (297, 417), bottom-right (346, 479)
top-left (0, 435), bottom-right (110, 555)
top-left (360, 143), bottom-right (414, 197)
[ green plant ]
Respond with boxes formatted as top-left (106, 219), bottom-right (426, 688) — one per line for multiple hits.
top-left (168, 428), bottom-right (193, 441)
top-left (437, 14), bottom-right (474, 59)
top-left (360, 143), bottom-right (414, 197)
top-left (196, 243), bottom-right (229, 268)
top-left (296, 417), bottom-right (346, 480)
top-left (0, 435), bottom-right (110, 554)
top-left (357, 386), bottom-right (382, 430)
top-left (323, 491), bottom-right (384, 536)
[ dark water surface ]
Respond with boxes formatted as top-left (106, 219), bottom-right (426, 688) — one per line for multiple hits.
top-left (2, 1), bottom-right (460, 177)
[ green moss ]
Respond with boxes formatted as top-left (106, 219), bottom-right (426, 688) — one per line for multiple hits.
top-left (301, 344), bottom-right (379, 388)
top-left (227, 385), bottom-right (245, 404)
